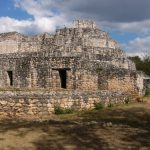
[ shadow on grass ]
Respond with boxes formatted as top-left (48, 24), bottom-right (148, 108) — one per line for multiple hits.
top-left (1, 104), bottom-right (150, 150)
top-left (34, 125), bottom-right (112, 150)
top-left (79, 106), bottom-right (150, 128)
top-left (33, 105), bottom-right (150, 150)
top-left (78, 106), bottom-right (150, 149)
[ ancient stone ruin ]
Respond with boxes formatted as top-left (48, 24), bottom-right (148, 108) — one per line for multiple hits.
top-left (0, 20), bottom-right (148, 116)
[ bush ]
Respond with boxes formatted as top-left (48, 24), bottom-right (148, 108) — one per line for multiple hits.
top-left (94, 102), bottom-right (104, 110)
top-left (63, 108), bottom-right (74, 114)
top-left (96, 68), bottom-right (103, 73)
top-left (54, 106), bottom-right (75, 114)
top-left (129, 56), bottom-right (150, 76)
top-left (54, 106), bottom-right (64, 114)
top-left (124, 98), bottom-right (130, 104)
top-left (108, 103), bottom-right (114, 108)
top-left (145, 89), bottom-right (150, 97)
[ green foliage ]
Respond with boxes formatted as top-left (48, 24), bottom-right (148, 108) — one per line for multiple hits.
top-left (124, 98), bottom-right (130, 104)
top-left (129, 56), bottom-right (150, 76)
top-left (94, 102), bottom-right (104, 110)
top-left (107, 103), bottom-right (114, 108)
top-left (64, 108), bottom-right (75, 114)
top-left (54, 106), bottom-right (75, 114)
top-left (96, 68), bottom-right (103, 73)
top-left (54, 106), bottom-right (64, 114)
top-left (145, 89), bottom-right (150, 97)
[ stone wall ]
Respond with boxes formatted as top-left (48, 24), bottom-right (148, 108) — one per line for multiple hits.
top-left (73, 20), bottom-right (96, 29)
top-left (0, 52), bottom-right (99, 91)
top-left (0, 20), bottom-right (147, 117)
top-left (0, 32), bottom-right (44, 54)
top-left (107, 76), bottom-right (136, 93)
top-left (0, 20), bottom-right (135, 71)
top-left (0, 91), bottom-right (131, 116)
top-left (97, 67), bottom-right (139, 94)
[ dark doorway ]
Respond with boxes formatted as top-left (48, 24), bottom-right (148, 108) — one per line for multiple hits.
top-left (7, 71), bottom-right (13, 86)
top-left (59, 69), bottom-right (67, 89)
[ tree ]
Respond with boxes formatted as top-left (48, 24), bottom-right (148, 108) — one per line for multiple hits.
top-left (129, 56), bottom-right (150, 76)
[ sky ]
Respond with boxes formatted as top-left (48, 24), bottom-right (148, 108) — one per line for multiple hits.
top-left (0, 0), bottom-right (150, 56)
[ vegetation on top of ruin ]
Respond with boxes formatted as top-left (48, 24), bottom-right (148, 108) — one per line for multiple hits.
top-left (129, 55), bottom-right (150, 76)
top-left (145, 89), bottom-right (150, 97)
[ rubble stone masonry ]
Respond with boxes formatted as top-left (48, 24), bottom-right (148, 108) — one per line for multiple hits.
top-left (0, 20), bottom-right (149, 116)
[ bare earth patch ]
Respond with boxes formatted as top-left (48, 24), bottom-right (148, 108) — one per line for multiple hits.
top-left (0, 98), bottom-right (150, 150)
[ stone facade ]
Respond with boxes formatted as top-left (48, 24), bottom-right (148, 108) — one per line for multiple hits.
top-left (0, 91), bottom-right (131, 116)
top-left (0, 20), bottom-right (148, 115)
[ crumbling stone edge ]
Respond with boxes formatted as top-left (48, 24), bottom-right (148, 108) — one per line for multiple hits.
top-left (0, 90), bottom-right (133, 117)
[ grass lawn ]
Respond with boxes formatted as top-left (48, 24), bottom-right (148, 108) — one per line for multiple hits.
top-left (0, 98), bottom-right (150, 150)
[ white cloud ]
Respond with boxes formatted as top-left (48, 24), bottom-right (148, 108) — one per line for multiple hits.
top-left (0, 0), bottom-right (68, 35)
top-left (0, 0), bottom-right (149, 57)
top-left (10, 0), bottom-right (150, 36)
top-left (122, 36), bottom-right (150, 56)
top-left (14, 0), bottom-right (60, 18)
top-left (0, 17), bottom-right (32, 33)
top-left (0, 15), bottom-right (67, 35)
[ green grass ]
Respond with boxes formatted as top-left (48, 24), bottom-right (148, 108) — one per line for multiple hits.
top-left (145, 88), bottom-right (150, 97)
top-left (54, 106), bottom-right (75, 114)
top-left (94, 102), bottom-right (105, 110)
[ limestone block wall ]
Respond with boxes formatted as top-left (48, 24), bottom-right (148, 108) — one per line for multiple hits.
top-left (73, 20), bottom-right (96, 29)
top-left (136, 72), bottom-right (150, 95)
top-left (75, 70), bottom-right (98, 91)
top-left (0, 41), bottom-right (42, 54)
top-left (19, 41), bottom-right (42, 52)
top-left (97, 68), bottom-right (138, 94)
top-left (84, 38), bottom-right (107, 47)
top-left (94, 48), bottom-right (125, 59)
top-left (108, 40), bottom-right (118, 49)
top-left (0, 20), bottom-right (141, 96)
top-left (54, 27), bottom-right (120, 50)
top-left (107, 76), bottom-right (136, 93)
top-left (110, 59), bottom-right (136, 70)
top-left (83, 38), bottom-right (118, 49)
top-left (0, 32), bottom-right (44, 54)
top-left (0, 52), bottom-right (99, 91)
top-left (0, 21), bottom-right (134, 74)
top-left (0, 91), bottom-right (131, 116)
top-left (136, 75), bottom-right (144, 95)
top-left (0, 40), bottom-right (19, 53)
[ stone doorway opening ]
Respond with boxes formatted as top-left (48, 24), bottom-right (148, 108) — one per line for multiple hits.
top-left (59, 69), bottom-right (67, 89)
top-left (7, 71), bottom-right (13, 86)
top-left (52, 68), bottom-right (70, 89)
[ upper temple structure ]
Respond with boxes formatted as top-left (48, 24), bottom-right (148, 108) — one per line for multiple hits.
top-left (0, 19), bottom-right (150, 115)
top-left (0, 20), bottom-right (149, 97)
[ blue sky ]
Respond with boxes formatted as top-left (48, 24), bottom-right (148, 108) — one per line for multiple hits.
top-left (0, 0), bottom-right (32, 19)
top-left (0, 0), bottom-right (150, 56)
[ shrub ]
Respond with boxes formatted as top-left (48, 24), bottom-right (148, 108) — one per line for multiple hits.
top-left (54, 106), bottom-right (75, 114)
top-left (129, 56), bottom-right (150, 76)
top-left (124, 98), bottom-right (130, 104)
top-left (145, 89), bottom-right (150, 97)
top-left (63, 108), bottom-right (74, 114)
top-left (94, 102), bottom-right (104, 110)
top-left (96, 68), bottom-right (103, 73)
top-left (54, 106), bottom-right (64, 114)
top-left (107, 103), bottom-right (114, 108)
